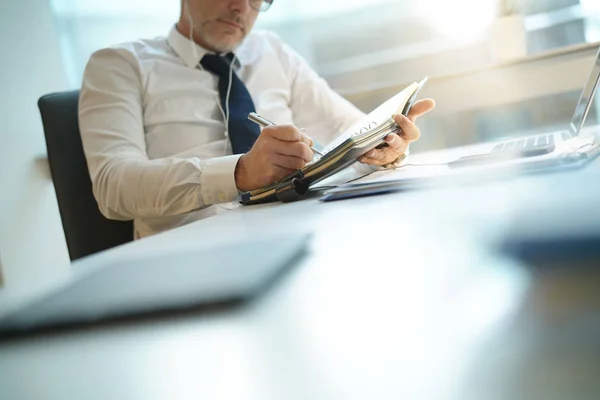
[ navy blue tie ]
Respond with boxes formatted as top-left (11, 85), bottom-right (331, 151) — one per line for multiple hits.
top-left (200, 53), bottom-right (260, 154)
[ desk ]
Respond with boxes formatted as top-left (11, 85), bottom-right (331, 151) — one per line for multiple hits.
top-left (1, 157), bottom-right (600, 399)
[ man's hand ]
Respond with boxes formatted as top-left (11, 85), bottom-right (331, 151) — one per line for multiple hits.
top-left (235, 125), bottom-right (314, 192)
top-left (358, 98), bottom-right (436, 166)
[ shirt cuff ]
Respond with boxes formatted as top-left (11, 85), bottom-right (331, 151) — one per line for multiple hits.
top-left (200, 154), bottom-right (243, 204)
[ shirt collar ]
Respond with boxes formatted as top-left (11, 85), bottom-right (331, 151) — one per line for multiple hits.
top-left (167, 25), bottom-right (249, 69)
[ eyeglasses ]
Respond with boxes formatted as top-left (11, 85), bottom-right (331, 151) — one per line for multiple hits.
top-left (249, 0), bottom-right (274, 12)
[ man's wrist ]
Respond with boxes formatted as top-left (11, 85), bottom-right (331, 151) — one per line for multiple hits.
top-left (234, 155), bottom-right (251, 193)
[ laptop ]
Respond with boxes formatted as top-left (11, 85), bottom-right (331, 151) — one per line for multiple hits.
top-left (319, 47), bottom-right (600, 202)
top-left (447, 45), bottom-right (600, 169)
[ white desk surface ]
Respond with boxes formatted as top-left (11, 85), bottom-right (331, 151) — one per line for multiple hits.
top-left (1, 156), bottom-right (600, 400)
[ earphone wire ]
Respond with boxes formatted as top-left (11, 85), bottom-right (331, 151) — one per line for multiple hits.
top-left (185, 0), bottom-right (233, 157)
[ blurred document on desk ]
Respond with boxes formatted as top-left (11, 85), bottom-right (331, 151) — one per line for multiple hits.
top-left (351, 165), bottom-right (450, 185)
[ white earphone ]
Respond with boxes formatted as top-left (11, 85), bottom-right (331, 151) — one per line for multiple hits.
top-left (185, 0), bottom-right (235, 156)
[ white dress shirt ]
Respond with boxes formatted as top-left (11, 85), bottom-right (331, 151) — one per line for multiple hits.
top-left (79, 26), bottom-right (366, 239)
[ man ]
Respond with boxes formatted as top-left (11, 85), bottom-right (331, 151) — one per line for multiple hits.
top-left (79, 0), bottom-right (435, 239)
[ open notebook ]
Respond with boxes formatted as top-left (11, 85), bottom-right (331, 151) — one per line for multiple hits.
top-left (240, 77), bottom-right (429, 205)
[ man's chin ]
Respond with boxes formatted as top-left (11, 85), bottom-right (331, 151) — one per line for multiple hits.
top-left (204, 34), bottom-right (244, 54)
top-left (213, 43), bottom-right (238, 53)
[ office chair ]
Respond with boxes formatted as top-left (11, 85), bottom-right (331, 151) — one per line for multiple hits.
top-left (38, 90), bottom-right (133, 261)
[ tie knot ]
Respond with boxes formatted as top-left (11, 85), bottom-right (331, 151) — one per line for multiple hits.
top-left (200, 53), bottom-right (235, 77)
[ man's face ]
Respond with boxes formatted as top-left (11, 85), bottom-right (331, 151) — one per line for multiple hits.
top-left (184, 0), bottom-right (260, 53)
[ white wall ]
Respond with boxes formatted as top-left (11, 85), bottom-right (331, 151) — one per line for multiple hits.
top-left (0, 0), bottom-right (70, 287)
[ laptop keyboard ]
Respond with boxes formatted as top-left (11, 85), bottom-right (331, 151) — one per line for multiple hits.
top-left (447, 132), bottom-right (559, 168)
top-left (491, 133), bottom-right (556, 155)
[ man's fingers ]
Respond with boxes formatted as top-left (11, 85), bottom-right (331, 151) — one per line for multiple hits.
top-left (359, 138), bottom-right (406, 165)
top-left (263, 125), bottom-right (302, 142)
top-left (360, 149), bottom-right (394, 165)
top-left (262, 125), bottom-right (314, 146)
top-left (393, 114), bottom-right (421, 142)
top-left (273, 141), bottom-right (313, 162)
top-left (383, 133), bottom-right (406, 152)
top-left (358, 154), bottom-right (387, 166)
top-left (298, 128), bottom-right (314, 147)
top-left (364, 149), bottom-right (386, 161)
top-left (271, 154), bottom-right (308, 170)
top-left (407, 98), bottom-right (435, 121)
top-left (263, 125), bottom-right (313, 154)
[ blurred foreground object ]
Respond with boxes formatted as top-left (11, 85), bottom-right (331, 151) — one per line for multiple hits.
top-left (498, 169), bottom-right (600, 266)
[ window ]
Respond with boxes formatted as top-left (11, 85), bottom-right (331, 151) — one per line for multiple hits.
top-left (52, 0), bottom-right (600, 148)
top-left (51, 0), bottom-right (178, 87)
top-left (53, 0), bottom-right (600, 86)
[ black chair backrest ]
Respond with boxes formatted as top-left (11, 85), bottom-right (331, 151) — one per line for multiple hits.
top-left (38, 90), bottom-right (133, 261)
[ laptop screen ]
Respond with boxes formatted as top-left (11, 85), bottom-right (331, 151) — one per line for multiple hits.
top-left (570, 46), bottom-right (600, 136)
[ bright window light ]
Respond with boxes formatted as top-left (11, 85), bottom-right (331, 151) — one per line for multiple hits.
top-left (417, 0), bottom-right (496, 42)
top-left (258, 0), bottom-right (392, 23)
top-left (581, 0), bottom-right (600, 42)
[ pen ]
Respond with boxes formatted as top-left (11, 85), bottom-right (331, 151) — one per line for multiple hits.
top-left (248, 112), bottom-right (324, 157)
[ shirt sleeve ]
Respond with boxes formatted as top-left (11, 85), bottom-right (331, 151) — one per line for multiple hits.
top-left (268, 33), bottom-right (366, 148)
top-left (79, 47), bottom-right (241, 221)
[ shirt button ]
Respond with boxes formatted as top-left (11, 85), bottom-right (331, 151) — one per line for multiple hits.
top-left (218, 191), bottom-right (227, 202)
